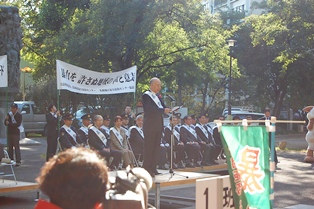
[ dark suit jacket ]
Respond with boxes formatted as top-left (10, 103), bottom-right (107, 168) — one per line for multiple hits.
top-left (5, 112), bottom-right (22, 135)
top-left (212, 126), bottom-right (223, 146)
top-left (195, 124), bottom-right (212, 144)
top-left (78, 128), bottom-right (88, 144)
top-left (180, 125), bottom-right (199, 144)
top-left (164, 126), bottom-right (180, 145)
top-left (59, 126), bottom-right (82, 149)
top-left (88, 127), bottom-right (110, 150)
top-left (259, 116), bottom-right (270, 125)
top-left (46, 112), bottom-right (58, 135)
top-left (142, 91), bottom-right (166, 135)
top-left (129, 126), bottom-right (144, 155)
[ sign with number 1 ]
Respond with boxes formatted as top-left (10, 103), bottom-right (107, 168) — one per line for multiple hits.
top-left (196, 175), bottom-right (234, 209)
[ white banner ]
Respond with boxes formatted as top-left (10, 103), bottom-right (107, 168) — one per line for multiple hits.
top-left (0, 55), bottom-right (8, 87)
top-left (56, 60), bottom-right (137, 95)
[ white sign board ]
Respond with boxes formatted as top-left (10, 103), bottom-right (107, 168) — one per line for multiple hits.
top-left (0, 55), bottom-right (8, 87)
top-left (56, 60), bottom-right (137, 95)
top-left (196, 175), bottom-right (234, 209)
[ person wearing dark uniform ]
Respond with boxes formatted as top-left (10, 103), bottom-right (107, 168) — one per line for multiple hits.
top-left (59, 113), bottom-right (83, 150)
top-left (142, 77), bottom-right (171, 177)
top-left (88, 115), bottom-right (122, 170)
top-left (190, 114), bottom-right (196, 129)
top-left (4, 103), bottom-right (22, 165)
top-left (196, 114), bottom-right (222, 165)
top-left (78, 114), bottom-right (92, 146)
top-left (45, 103), bottom-right (61, 161)
top-left (128, 114), bottom-right (144, 161)
top-left (163, 115), bottom-right (185, 168)
top-left (204, 113), bottom-right (213, 135)
top-left (158, 135), bottom-right (171, 169)
top-left (212, 116), bottom-right (226, 159)
top-left (120, 113), bottom-right (130, 138)
top-left (259, 108), bottom-right (279, 165)
top-left (124, 106), bottom-right (135, 126)
top-left (180, 115), bottom-right (201, 167)
top-left (100, 115), bottom-right (111, 137)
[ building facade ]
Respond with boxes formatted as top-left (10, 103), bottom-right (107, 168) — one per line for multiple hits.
top-left (202, 0), bottom-right (264, 15)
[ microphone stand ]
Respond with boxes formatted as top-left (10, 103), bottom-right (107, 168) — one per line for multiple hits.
top-left (167, 123), bottom-right (189, 181)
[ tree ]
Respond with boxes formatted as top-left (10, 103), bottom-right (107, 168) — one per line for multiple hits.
top-left (230, 0), bottom-right (314, 116)
top-left (14, 0), bottom-right (234, 116)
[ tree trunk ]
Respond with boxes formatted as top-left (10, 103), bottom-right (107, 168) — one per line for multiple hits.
top-left (200, 81), bottom-right (209, 114)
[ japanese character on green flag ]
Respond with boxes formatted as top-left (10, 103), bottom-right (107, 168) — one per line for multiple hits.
top-left (220, 126), bottom-right (271, 209)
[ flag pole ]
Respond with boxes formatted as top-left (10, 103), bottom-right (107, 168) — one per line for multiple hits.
top-left (57, 89), bottom-right (60, 131)
top-left (5, 86), bottom-right (8, 147)
top-left (270, 121), bottom-right (276, 207)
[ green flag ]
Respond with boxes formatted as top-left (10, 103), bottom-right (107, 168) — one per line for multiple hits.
top-left (220, 126), bottom-right (271, 209)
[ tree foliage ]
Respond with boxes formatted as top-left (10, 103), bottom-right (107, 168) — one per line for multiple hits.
top-left (233, 0), bottom-right (314, 116)
top-left (12, 0), bottom-right (233, 116)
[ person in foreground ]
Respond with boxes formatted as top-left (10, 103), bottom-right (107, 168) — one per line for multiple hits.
top-left (34, 147), bottom-right (108, 209)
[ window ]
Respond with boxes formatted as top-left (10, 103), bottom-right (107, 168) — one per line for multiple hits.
top-left (21, 104), bottom-right (30, 114)
top-left (33, 104), bottom-right (45, 114)
top-left (235, 5), bottom-right (245, 13)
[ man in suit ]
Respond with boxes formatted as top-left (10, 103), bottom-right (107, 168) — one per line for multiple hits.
top-left (110, 115), bottom-right (133, 168)
top-left (180, 115), bottom-right (201, 167)
top-left (212, 116), bottom-right (226, 159)
top-left (190, 114), bottom-right (197, 129)
top-left (77, 114), bottom-right (92, 146)
top-left (128, 114), bottom-right (144, 160)
top-left (100, 115), bottom-right (111, 137)
top-left (124, 105), bottom-right (135, 126)
top-left (163, 114), bottom-right (185, 168)
top-left (195, 114), bottom-right (222, 165)
top-left (59, 113), bottom-right (83, 150)
top-left (142, 77), bottom-right (171, 177)
top-left (4, 103), bottom-right (22, 165)
top-left (88, 115), bottom-right (122, 170)
top-left (120, 113), bottom-right (130, 137)
top-left (259, 108), bottom-right (279, 165)
top-left (158, 135), bottom-right (171, 169)
top-left (45, 103), bottom-right (60, 161)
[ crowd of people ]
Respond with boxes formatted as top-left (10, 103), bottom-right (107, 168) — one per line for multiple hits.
top-left (41, 79), bottom-right (226, 178)
top-left (1, 77), bottom-right (280, 209)
top-left (44, 104), bottom-right (224, 176)
top-left (3, 77), bottom-right (276, 178)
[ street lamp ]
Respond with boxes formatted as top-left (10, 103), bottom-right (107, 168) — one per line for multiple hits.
top-left (227, 39), bottom-right (236, 120)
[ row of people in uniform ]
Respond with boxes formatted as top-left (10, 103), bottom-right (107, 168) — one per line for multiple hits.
top-left (59, 111), bottom-right (223, 171)
top-left (162, 113), bottom-right (223, 168)
top-left (59, 113), bottom-right (130, 170)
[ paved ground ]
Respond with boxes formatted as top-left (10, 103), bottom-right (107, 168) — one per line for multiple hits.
top-left (0, 133), bottom-right (314, 209)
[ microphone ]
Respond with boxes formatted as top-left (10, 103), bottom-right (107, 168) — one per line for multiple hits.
top-left (166, 94), bottom-right (175, 102)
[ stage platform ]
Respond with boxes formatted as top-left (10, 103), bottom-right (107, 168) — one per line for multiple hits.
top-left (175, 163), bottom-right (227, 173)
top-left (153, 170), bottom-right (219, 209)
top-left (0, 180), bottom-right (38, 194)
top-left (109, 168), bottom-right (220, 209)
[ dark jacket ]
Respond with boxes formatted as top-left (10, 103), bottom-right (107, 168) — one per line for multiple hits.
top-left (4, 111), bottom-right (22, 135)
top-left (259, 116), bottom-right (270, 125)
top-left (164, 125), bottom-right (181, 145)
top-left (180, 125), bottom-right (199, 144)
top-left (142, 91), bottom-right (166, 135)
top-left (59, 126), bottom-right (83, 150)
top-left (128, 126), bottom-right (144, 155)
top-left (195, 124), bottom-right (213, 144)
top-left (88, 127), bottom-right (110, 150)
top-left (46, 112), bottom-right (59, 135)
